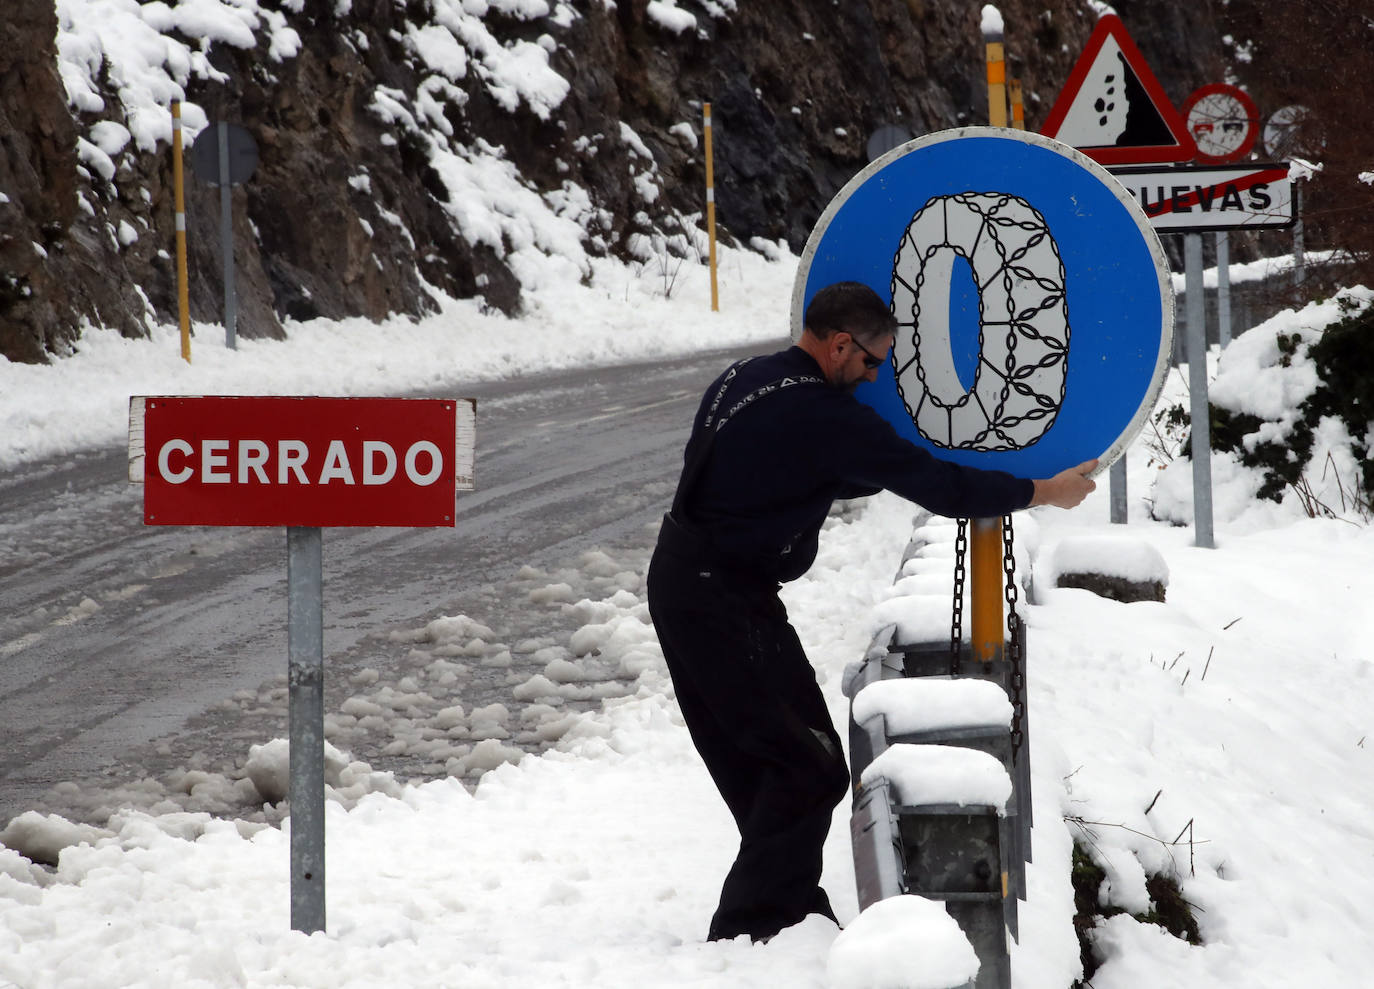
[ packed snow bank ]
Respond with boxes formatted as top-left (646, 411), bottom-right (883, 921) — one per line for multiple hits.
top-left (0, 245), bottom-right (792, 471)
top-left (861, 744), bottom-right (1013, 811)
top-left (4, 208), bottom-right (1374, 987)
top-left (852, 678), bottom-right (1012, 735)
top-left (828, 895), bottom-right (980, 989)
top-left (0, 490), bottom-right (913, 989)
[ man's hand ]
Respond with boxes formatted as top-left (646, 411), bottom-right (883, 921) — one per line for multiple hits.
top-left (1030, 459), bottom-right (1099, 509)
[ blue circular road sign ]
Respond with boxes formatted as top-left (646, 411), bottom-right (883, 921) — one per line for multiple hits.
top-left (791, 127), bottom-right (1173, 479)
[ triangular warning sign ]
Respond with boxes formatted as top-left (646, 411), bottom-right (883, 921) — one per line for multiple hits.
top-left (1041, 14), bottom-right (1196, 164)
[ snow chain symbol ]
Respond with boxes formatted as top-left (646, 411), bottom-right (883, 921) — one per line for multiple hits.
top-left (890, 191), bottom-right (1071, 450)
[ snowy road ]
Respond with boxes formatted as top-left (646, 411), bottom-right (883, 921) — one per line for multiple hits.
top-left (0, 343), bottom-right (758, 826)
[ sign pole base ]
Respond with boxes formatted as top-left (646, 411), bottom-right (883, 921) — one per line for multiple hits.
top-left (1110, 457), bottom-right (1128, 523)
top-left (1184, 234), bottom-right (1215, 549)
top-left (288, 525), bottom-right (326, 934)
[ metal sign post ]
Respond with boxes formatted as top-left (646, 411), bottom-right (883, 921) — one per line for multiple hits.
top-left (1260, 105), bottom-right (1313, 290)
top-left (1216, 231), bottom-right (1232, 346)
top-left (218, 122), bottom-right (237, 350)
top-left (1183, 235), bottom-right (1215, 548)
top-left (1293, 181), bottom-right (1306, 289)
top-left (1110, 458), bottom-right (1128, 523)
top-left (287, 525), bottom-right (325, 932)
top-left (129, 396), bottom-right (476, 933)
top-left (190, 121), bottom-right (260, 350)
top-left (1105, 162), bottom-right (1293, 546)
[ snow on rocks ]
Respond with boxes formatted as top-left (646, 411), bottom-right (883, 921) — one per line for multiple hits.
top-left (243, 738), bottom-right (403, 805)
top-left (0, 812), bottom-right (112, 867)
top-left (646, 0), bottom-right (697, 35)
top-left (391, 613), bottom-right (498, 657)
top-left (1045, 534), bottom-right (1168, 587)
top-left (1039, 533), bottom-right (1169, 603)
top-left (828, 894), bottom-right (980, 989)
top-left (457, 737), bottom-right (525, 773)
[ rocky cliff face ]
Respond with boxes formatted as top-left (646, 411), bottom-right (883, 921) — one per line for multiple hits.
top-left (1, 0), bottom-right (111, 363)
top-left (1, 0), bottom-right (1229, 364)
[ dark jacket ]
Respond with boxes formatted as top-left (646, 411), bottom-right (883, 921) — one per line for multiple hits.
top-left (667, 346), bottom-right (1034, 582)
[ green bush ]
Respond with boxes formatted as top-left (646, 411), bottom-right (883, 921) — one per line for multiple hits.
top-left (1304, 300), bottom-right (1374, 499)
top-left (1189, 296), bottom-right (1374, 511)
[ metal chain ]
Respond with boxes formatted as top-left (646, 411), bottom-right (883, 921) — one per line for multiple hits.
top-left (950, 518), bottom-right (968, 676)
top-left (1003, 514), bottom-right (1026, 757)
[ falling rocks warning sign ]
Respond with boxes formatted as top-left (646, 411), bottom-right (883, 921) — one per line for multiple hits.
top-left (1041, 14), bottom-right (1196, 165)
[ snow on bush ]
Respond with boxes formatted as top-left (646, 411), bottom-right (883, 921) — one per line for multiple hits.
top-left (1152, 287), bottom-right (1374, 526)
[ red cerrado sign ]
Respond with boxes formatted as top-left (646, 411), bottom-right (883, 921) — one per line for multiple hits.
top-left (132, 396), bottom-right (475, 527)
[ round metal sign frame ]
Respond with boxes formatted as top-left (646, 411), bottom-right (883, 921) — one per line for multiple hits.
top-left (865, 124), bottom-right (915, 163)
top-left (190, 122), bottom-right (260, 187)
top-left (1262, 104), bottom-right (1313, 159)
top-left (791, 126), bottom-right (1174, 481)
top-left (1183, 83), bottom-right (1260, 164)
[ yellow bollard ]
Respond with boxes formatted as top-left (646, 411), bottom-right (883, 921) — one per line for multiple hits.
top-left (172, 100), bottom-right (191, 364)
top-left (975, 10), bottom-right (1009, 658)
top-left (969, 516), bottom-right (1004, 663)
top-left (1010, 78), bottom-right (1025, 130)
top-left (984, 44), bottom-right (1007, 127)
top-left (703, 103), bottom-right (719, 312)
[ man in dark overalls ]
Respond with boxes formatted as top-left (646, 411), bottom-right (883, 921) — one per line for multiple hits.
top-left (647, 281), bottom-right (1096, 943)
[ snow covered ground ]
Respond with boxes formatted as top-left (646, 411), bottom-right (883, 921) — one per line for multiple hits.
top-left (4, 1), bottom-right (1372, 982)
top-left (2, 244), bottom-right (1373, 988)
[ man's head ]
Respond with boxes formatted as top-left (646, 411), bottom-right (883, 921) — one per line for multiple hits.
top-left (800, 282), bottom-right (897, 392)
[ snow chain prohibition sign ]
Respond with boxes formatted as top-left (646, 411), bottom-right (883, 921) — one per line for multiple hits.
top-left (892, 191), bottom-right (1069, 451)
top-left (792, 126), bottom-right (1173, 480)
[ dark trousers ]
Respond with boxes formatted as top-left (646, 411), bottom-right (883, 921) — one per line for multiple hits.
top-left (647, 542), bottom-right (850, 942)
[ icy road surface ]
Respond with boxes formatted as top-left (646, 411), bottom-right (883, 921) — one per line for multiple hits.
top-left (0, 345), bottom-right (756, 826)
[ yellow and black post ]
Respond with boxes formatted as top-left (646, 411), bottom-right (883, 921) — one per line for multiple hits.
top-left (969, 517), bottom-right (1004, 665)
top-left (703, 102), bottom-right (720, 312)
top-left (983, 13), bottom-right (1007, 128)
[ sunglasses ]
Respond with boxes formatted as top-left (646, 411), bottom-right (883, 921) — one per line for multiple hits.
top-left (848, 335), bottom-right (886, 370)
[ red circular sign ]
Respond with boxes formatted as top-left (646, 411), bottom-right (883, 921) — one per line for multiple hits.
top-left (1183, 84), bottom-right (1259, 163)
